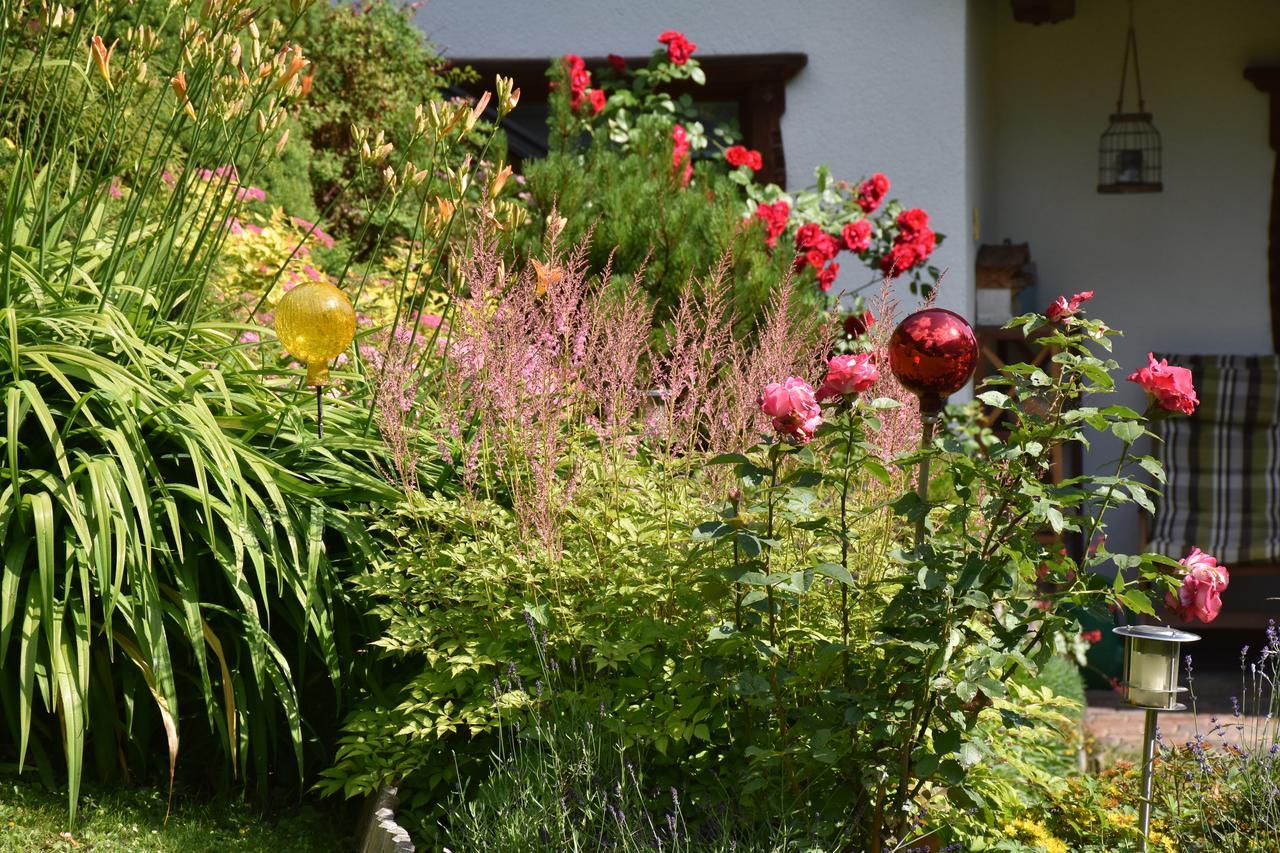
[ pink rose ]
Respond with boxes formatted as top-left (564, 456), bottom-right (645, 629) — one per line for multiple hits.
top-left (1127, 353), bottom-right (1198, 416)
top-left (1165, 547), bottom-right (1229, 623)
top-left (1046, 290), bottom-right (1095, 323)
top-left (841, 220), bottom-right (872, 253)
top-left (759, 377), bottom-right (822, 443)
top-left (816, 353), bottom-right (878, 401)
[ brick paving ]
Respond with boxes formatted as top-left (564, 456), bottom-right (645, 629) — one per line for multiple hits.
top-left (1084, 673), bottom-right (1274, 756)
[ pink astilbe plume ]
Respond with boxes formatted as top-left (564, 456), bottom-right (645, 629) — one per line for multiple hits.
top-left (648, 256), bottom-right (737, 456)
top-left (434, 228), bottom-right (653, 556)
top-left (372, 327), bottom-right (426, 496)
top-left (864, 276), bottom-right (921, 463)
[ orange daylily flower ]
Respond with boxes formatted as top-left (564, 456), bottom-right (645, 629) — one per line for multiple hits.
top-left (90, 35), bottom-right (117, 90)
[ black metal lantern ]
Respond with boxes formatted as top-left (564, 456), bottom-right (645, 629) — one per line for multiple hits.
top-left (1097, 4), bottom-right (1162, 194)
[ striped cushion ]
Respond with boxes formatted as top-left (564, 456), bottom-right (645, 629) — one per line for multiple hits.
top-left (1149, 354), bottom-right (1280, 565)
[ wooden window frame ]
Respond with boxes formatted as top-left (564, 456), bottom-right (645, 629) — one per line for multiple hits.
top-left (452, 53), bottom-right (808, 187)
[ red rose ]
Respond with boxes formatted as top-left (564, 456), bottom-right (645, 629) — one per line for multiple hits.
top-left (1046, 290), bottom-right (1095, 323)
top-left (658, 30), bottom-right (697, 65)
top-left (754, 200), bottom-right (790, 248)
top-left (1128, 353), bottom-right (1199, 416)
top-left (841, 220), bottom-right (872, 253)
top-left (794, 248), bottom-right (827, 272)
top-left (842, 309), bottom-right (874, 338)
top-left (879, 241), bottom-right (920, 278)
top-left (795, 223), bottom-right (838, 259)
top-left (671, 124), bottom-right (692, 185)
top-left (586, 88), bottom-right (606, 115)
top-left (910, 226), bottom-right (936, 259)
top-left (858, 172), bottom-right (890, 213)
top-left (897, 208), bottom-right (929, 237)
top-left (563, 54), bottom-right (590, 94)
top-left (608, 53), bottom-right (627, 73)
top-left (817, 262), bottom-right (840, 292)
top-left (725, 145), bottom-right (762, 171)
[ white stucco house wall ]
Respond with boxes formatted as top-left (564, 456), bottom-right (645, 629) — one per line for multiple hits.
top-left (418, 0), bottom-right (1280, 563)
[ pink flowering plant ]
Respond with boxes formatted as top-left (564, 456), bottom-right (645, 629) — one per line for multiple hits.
top-left (686, 291), bottom-right (1226, 847)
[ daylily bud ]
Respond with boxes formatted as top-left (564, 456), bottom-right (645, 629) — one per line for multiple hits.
top-left (274, 128), bottom-right (290, 156)
top-left (465, 91), bottom-right (491, 133)
top-left (489, 164), bottom-right (512, 200)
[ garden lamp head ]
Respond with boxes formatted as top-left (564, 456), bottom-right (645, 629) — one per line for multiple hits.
top-left (1113, 624), bottom-right (1200, 710)
top-left (274, 280), bottom-right (357, 386)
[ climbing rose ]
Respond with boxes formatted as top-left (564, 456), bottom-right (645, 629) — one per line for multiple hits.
top-left (841, 220), bottom-right (872, 253)
top-left (879, 241), bottom-right (920, 277)
top-left (759, 377), bottom-right (822, 443)
top-left (608, 53), bottom-right (627, 73)
top-left (858, 172), bottom-right (890, 213)
top-left (564, 54), bottom-right (590, 93)
top-left (816, 353), bottom-right (878, 400)
top-left (1128, 353), bottom-right (1199, 416)
top-left (725, 145), bottom-right (762, 171)
top-left (793, 248), bottom-right (827, 273)
top-left (586, 88), bottom-right (606, 115)
top-left (794, 223), bottom-right (838, 260)
top-left (755, 200), bottom-right (790, 248)
top-left (1165, 547), bottom-right (1229, 623)
top-left (897, 207), bottom-right (930, 236)
top-left (658, 30), bottom-right (696, 65)
top-left (1046, 290), bottom-right (1095, 322)
top-left (816, 262), bottom-right (839, 292)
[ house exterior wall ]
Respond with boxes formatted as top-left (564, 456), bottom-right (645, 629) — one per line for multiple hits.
top-left (982, 0), bottom-right (1280, 555)
top-left (415, 0), bottom-right (977, 319)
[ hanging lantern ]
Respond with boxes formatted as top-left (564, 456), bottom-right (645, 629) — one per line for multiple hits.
top-left (1098, 3), bottom-right (1162, 194)
top-left (1113, 624), bottom-right (1199, 851)
top-left (274, 280), bottom-right (356, 436)
top-left (887, 308), bottom-right (979, 415)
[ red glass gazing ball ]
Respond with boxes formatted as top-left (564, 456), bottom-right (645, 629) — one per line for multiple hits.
top-left (888, 308), bottom-right (978, 413)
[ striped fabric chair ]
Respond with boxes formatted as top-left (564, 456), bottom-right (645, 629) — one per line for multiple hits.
top-left (1146, 354), bottom-right (1280, 627)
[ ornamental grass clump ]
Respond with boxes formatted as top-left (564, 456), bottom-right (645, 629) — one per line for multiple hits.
top-left (0, 0), bottom-right (511, 821)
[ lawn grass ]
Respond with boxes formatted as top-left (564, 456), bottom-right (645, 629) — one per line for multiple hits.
top-left (0, 779), bottom-right (352, 852)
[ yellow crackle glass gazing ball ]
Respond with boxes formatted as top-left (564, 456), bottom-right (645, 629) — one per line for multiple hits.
top-left (274, 280), bottom-right (356, 386)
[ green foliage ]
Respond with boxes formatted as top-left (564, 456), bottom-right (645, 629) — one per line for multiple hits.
top-left (521, 125), bottom-right (798, 333)
top-left (284, 0), bottom-right (480, 245)
top-left (318, 458), bottom-right (733, 815)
